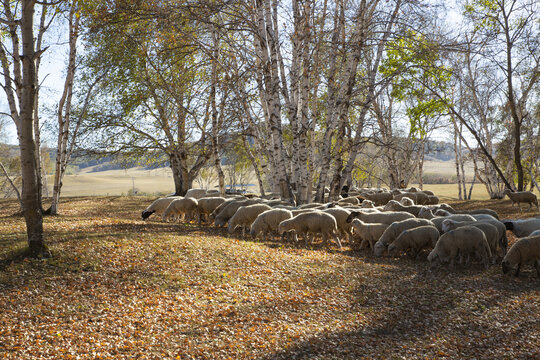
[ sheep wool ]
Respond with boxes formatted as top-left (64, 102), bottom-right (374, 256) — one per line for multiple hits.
top-left (250, 209), bottom-right (294, 242)
top-left (278, 211), bottom-right (342, 248)
top-left (141, 196), bottom-right (181, 220)
top-left (387, 225), bottom-right (440, 257)
top-left (162, 197), bottom-right (199, 222)
top-left (502, 235), bottom-right (540, 277)
top-left (227, 204), bottom-right (272, 237)
top-left (428, 226), bottom-right (491, 268)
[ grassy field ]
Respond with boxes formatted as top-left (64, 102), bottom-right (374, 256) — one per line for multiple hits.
top-left (0, 197), bottom-right (539, 359)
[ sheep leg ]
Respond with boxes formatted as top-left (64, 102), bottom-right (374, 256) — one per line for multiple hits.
top-left (332, 232), bottom-right (342, 249)
top-left (514, 263), bottom-right (521, 277)
top-left (534, 260), bottom-right (540, 278)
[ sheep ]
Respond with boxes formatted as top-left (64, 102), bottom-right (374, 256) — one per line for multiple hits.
top-left (196, 197), bottom-right (226, 223)
top-left (363, 192), bottom-right (394, 206)
top-left (503, 189), bottom-right (539, 211)
top-left (361, 200), bottom-right (375, 208)
top-left (141, 196), bottom-right (181, 220)
top-left (210, 198), bottom-right (242, 220)
top-left (427, 226), bottom-right (492, 268)
top-left (337, 197), bottom-right (360, 206)
top-left (503, 218), bottom-right (540, 238)
top-left (418, 207), bottom-right (436, 219)
top-left (373, 218), bottom-right (435, 257)
top-left (399, 197), bottom-right (415, 206)
top-left (393, 192), bottom-right (417, 204)
top-left (529, 230), bottom-right (540, 237)
top-left (298, 203), bottom-right (324, 209)
top-left (227, 204), bottom-right (272, 237)
top-left (162, 197), bottom-right (199, 222)
top-left (422, 190), bottom-right (435, 196)
top-left (350, 219), bottom-right (391, 250)
top-left (415, 192), bottom-right (430, 205)
top-left (442, 220), bottom-right (500, 263)
top-left (455, 209), bottom-right (500, 220)
top-left (250, 209), bottom-right (294, 242)
top-left (322, 208), bottom-right (353, 242)
top-left (184, 188), bottom-right (208, 199)
top-left (426, 195), bottom-right (440, 205)
top-left (387, 226), bottom-right (440, 258)
top-left (434, 209), bottom-right (452, 217)
top-left (213, 199), bottom-right (262, 227)
top-left (501, 235), bottom-right (540, 277)
top-left (346, 211), bottom-right (415, 225)
top-left (278, 211), bottom-right (342, 248)
top-left (428, 214), bottom-right (477, 233)
top-left (442, 218), bottom-right (508, 256)
top-left (383, 200), bottom-right (422, 217)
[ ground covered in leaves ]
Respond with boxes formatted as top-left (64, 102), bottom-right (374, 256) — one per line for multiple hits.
top-left (0, 196), bottom-right (539, 359)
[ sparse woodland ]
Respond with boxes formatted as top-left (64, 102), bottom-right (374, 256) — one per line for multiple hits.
top-left (0, 0), bottom-right (539, 358)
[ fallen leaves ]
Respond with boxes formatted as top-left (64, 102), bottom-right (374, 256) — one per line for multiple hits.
top-left (0, 197), bottom-right (538, 359)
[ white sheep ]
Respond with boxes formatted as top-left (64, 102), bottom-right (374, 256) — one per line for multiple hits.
top-left (426, 195), bottom-right (440, 205)
top-left (213, 199), bottom-right (262, 227)
top-left (387, 226), bottom-right (440, 258)
top-left (362, 192), bottom-right (393, 206)
top-left (250, 209), bottom-right (295, 242)
top-left (503, 218), bottom-right (540, 238)
top-left (428, 226), bottom-right (492, 267)
top-left (227, 204), bottom-right (272, 237)
top-left (442, 220), bottom-right (500, 263)
top-left (361, 200), bottom-right (375, 208)
top-left (399, 197), bottom-right (415, 206)
top-left (442, 218), bottom-right (508, 257)
top-left (196, 197), bottom-right (226, 223)
top-left (373, 218), bottom-right (435, 256)
top-left (503, 189), bottom-right (539, 211)
top-left (429, 214), bottom-right (477, 233)
top-left (141, 196), bottom-right (181, 220)
top-left (501, 235), bottom-right (540, 277)
top-left (278, 211), bottom-right (342, 248)
top-left (298, 203), bottom-right (323, 209)
top-left (350, 219), bottom-right (391, 250)
top-left (346, 210), bottom-right (415, 225)
top-left (418, 207), bottom-right (436, 219)
top-left (184, 188), bottom-right (208, 199)
top-left (322, 208), bottom-right (353, 242)
top-left (383, 200), bottom-right (422, 217)
top-left (337, 197), bottom-right (360, 206)
top-left (162, 197), bottom-right (199, 222)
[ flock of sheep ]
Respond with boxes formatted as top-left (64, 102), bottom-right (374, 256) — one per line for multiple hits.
top-left (141, 187), bottom-right (540, 278)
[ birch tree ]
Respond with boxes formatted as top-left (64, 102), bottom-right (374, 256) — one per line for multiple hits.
top-left (0, 0), bottom-right (50, 257)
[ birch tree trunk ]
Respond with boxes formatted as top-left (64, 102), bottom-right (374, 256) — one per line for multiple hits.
top-left (50, 5), bottom-right (79, 215)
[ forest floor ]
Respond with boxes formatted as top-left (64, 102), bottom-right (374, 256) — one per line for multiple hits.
top-left (0, 196), bottom-right (539, 359)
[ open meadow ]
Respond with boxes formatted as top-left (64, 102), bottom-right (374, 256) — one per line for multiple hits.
top-left (0, 196), bottom-right (539, 359)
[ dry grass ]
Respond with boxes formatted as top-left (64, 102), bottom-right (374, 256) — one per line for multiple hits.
top-left (0, 197), bottom-right (539, 359)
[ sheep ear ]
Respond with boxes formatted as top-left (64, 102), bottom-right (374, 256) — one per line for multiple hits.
top-left (503, 221), bottom-right (514, 230)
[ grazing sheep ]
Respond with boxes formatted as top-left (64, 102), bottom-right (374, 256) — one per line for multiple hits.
top-left (503, 189), bottom-right (539, 211)
top-left (503, 218), bottom-right (540, 238)
top-left (227, 204), bottom-right (272, 237)
top-left (501, 235), bottom-right (540, 277)
top-left (418, 207), bottom-right (436, 219)
top-left (350, 219), bottom-right (391, 250)
top-left (210, 198), bottom-right (242, 220)
top-left (322, 208), bottom-right (353, 242)
top-left (442, 218), bottom-right (508, 256)
top-left (214, 199), bottom-right (262, 227)
top-left (373, 218), bottom-right (435, 256)
top-left (429, 214), bottom-right (477, 233)
top-left (455, 209), bottom-right (500, 220)
top-left (415, 192), bottom-right (430, 205)
top-left (196, 197), bottom-right (226, 223)
top-left (394, 192), bottom-right (417, 204)
top-left (442, 220), bottom-right (500, 263)
top-left (278, 211), bottom-right (342, 248)
top-left (346, 211), bottom-right (415, 225)
top-left (426, 195), bottom-right (440, 205)
top-left (298, 203), bottom-right (324, 209)
top-left (184, 188), bottom-right (208, 199)
top-left (338, 197), bottom-right (360, 206)
top-left (162, 197), bottom-right (199, 222)
top-left (388, 226), bottom-right (440, 258)
top-left (363, 192), bottom-right (394, 206)
top-left (399, 197), bottom-right (415, 206)
top-left (433, 209), bottom-right (452, 217)
top-left (427, 226), bottom-right (492, 268)
top-left (422, 190), bottom-right (435, 196)
top-left (383, 200), bottom-right (422, 217)
top-left (360, 199), bottom-right (375, 208)
top-left (141, 196), bottom-right (180, 220)
top-left (250, 209), bottom-right (294, 242)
